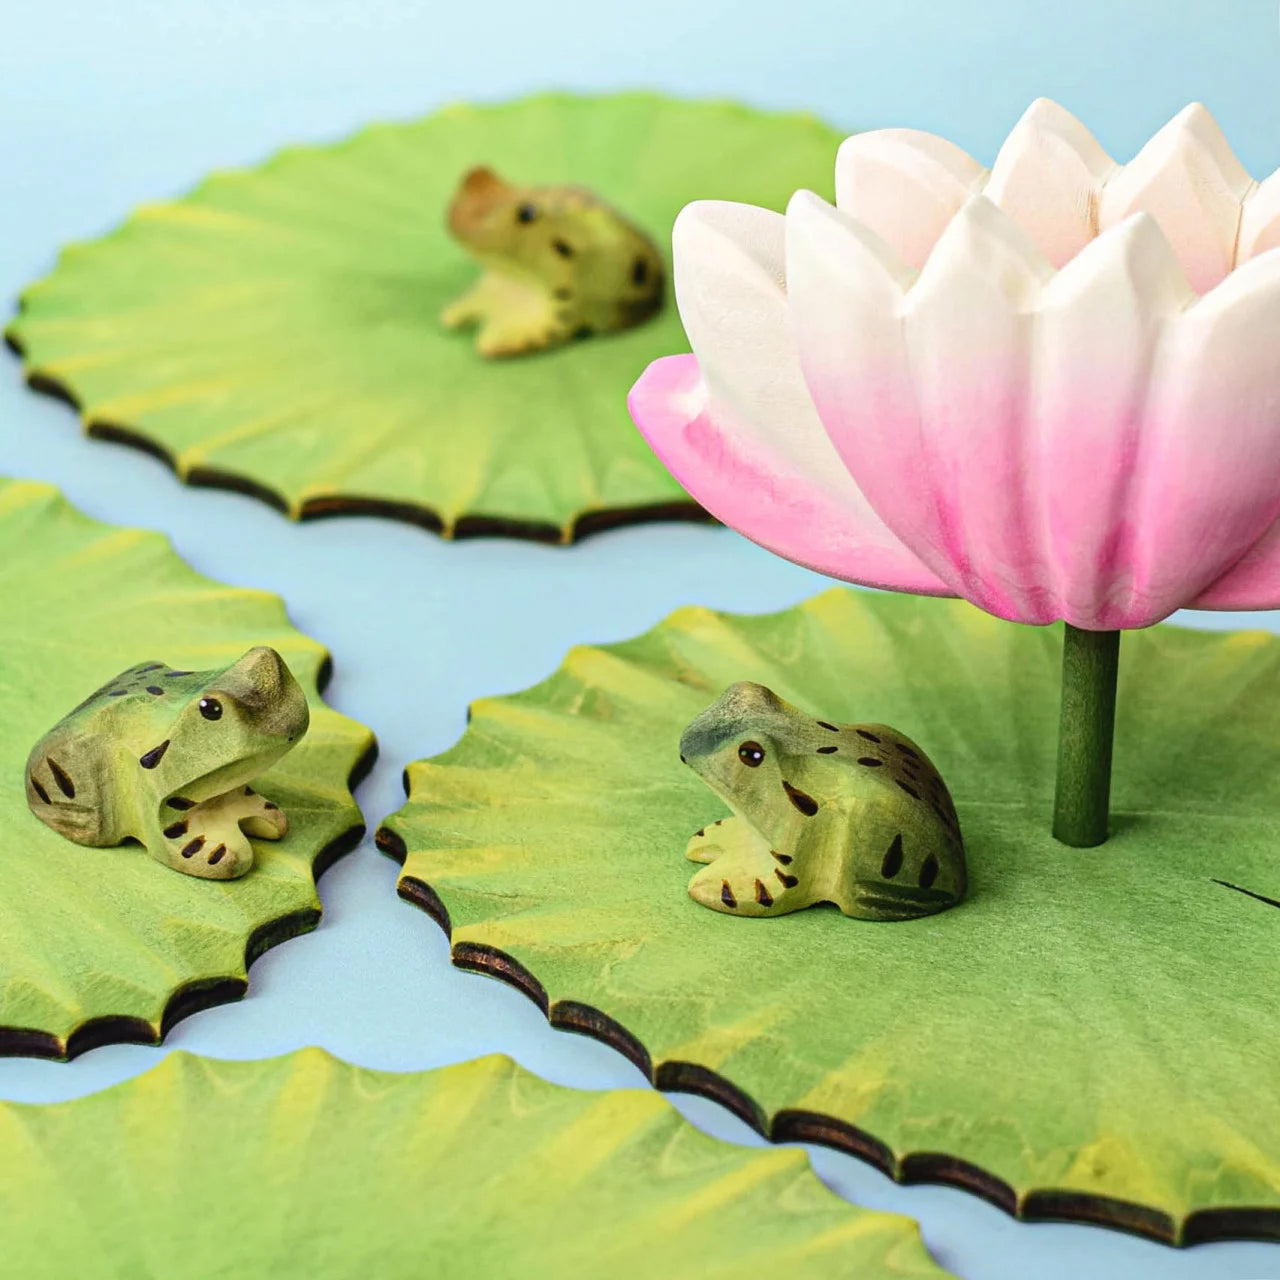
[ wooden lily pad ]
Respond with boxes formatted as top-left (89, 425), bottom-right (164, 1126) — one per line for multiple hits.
top-left (0, 479), bottom-right (374, 1057)
top-left (0, 1049), bottom-right (951, 1279)
top-left (378, 588), bottom-right (1280, 1244)
top-left (5, 94), bottom-right (844, 542)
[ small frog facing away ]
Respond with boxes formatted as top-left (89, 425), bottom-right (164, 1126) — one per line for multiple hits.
top-left (441, 166), bottom-right (665, 358)
top-left (680, 683), bottom-right (966, 922)
top-left (25, 647), bottom-right (309, 881)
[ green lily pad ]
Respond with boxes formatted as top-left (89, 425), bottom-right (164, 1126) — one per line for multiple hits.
top-left (5, 93), bottom-right (843, 542)
top-left (0, 479), bottom-right (374, 1057)
top-left (0, 1049), bottom-right (951, 1279)
top-left (378, 588), bottom-right (1280, 1244)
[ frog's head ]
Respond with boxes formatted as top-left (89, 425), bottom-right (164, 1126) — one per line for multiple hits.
top-left (447, 166), bottom-right (592, 278)
top-left (138, 647), bottom-right (309, 818)
top-left (679, 683), bottom-right (809, 822)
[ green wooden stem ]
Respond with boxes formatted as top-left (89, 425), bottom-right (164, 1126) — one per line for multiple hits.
top-left (1052, 625), bottom-right (1120, 848)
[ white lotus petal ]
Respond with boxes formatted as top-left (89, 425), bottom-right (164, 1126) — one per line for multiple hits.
top-left (1098, 103), bottom-right (1253, 292)
top-left (1238, 170), bottom-right (1280, 264)
top-left (834, 128), bottom-right (986, 270)
top-left (671, 199), bottom-right (846, 478)
top-left (987, 98), bottom-right (1117, 268)
top-left (912, 193), bottom-right (1052, 308)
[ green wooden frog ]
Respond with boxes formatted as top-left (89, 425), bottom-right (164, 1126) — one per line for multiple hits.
top-left (441, 166), bottom-right (664, 357)
top-left (680, 683), bottom-right (966, 921)
top-left (25, 647), bottom-right (308, 880)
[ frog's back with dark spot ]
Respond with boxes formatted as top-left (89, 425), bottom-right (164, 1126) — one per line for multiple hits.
top-left (549, 186), bottom-right (665, 332)
top-left (25, 661), bottom-right (205, 847)
top-left (814, 719), bottom-right (966, 918)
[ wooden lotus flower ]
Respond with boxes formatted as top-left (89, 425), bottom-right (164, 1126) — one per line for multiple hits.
top-left (629, 100), bottom-right (1280, 633)
top-left (628, 101), bottom-right (1280, 847)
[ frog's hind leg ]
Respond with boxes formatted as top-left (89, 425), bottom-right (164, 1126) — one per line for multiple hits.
top-left (685, 817), bottom-right (816, 918)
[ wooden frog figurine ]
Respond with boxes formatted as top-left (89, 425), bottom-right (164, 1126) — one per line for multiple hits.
top-left (441, 166), bottom-right (664, 357)
top-left (25, 647), bottom-right (308, 881)
top-left (680, 683), bottom-right (966, 921)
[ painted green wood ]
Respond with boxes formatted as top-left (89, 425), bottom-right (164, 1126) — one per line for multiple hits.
top-left (1052, 626), bottom-right (1121, 847)
top-left (0, 479), bottom-right (373, 1056)
top-left (380, 588), bottom-right (1280, 1243)
top-left (6, 94), bottom-right (844, 542)
top-left (0, 1050), bottom-right (951, 1279)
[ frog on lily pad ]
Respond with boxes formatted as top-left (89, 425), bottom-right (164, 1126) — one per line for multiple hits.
top-left (680, 683), bottom-right (966, 921)
top-left (25, 647), bottom-right (308, 880)
top-left (442, 166), bottom-right (665, 357)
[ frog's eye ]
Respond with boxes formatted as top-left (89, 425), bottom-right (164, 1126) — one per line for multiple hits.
top-left (738, 741), bottom-right (765, 768)
top-left (198, 697), bottom-right (223, 722)
top-left (515, 203), bottom-right (537, 224)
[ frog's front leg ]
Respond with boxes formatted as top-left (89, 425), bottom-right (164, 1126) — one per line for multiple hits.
top-left (685, 817), bottom-right (816, 918)
top-left (152, 787), bottom-right (287, 881)
top-left (440, 275), bottom-right (500, 330)
top-left (446, 272), bottom-right (571, 358)
top-left (685, 818), bottom-right (733, 864)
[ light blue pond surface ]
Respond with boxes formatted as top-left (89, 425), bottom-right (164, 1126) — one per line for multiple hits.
top-left (1, 3), bottom-right (1279, 1276)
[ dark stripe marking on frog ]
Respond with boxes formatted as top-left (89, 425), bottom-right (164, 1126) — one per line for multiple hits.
top-left (881, 834), bottom-right (905, 879)
top-left (782, 781), bottom-right (819, 816)
top-left (46, 758), bottom-right (76, 798)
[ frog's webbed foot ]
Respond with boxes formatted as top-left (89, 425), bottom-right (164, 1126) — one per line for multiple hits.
top-left (440, 280), bottom-right (490, 330)
top-left (236, 786), bottom-right (289, 841)
top-left (154, 787), bottom-right (287, 880)
top-left (685, 817), bottom-right (815, 918)
top-left (445, 271), bottom-right (571, 358)
top-left (474, 310), bottom-right (572, 359)
top-left (156, 813), bottom-right (253, 880)
top-left (684, 818), bottom-right (733, 864)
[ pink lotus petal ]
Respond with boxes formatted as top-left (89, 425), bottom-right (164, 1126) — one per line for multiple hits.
top-left (635, 105), bottom-right (1280, 632)
top-left (789, 192), bottom-right (1064, 622)
top-left (629, 356), bottom-right (951, 595)
top-left (1033, 214), bottom-right (1195, 629)
top-left (1125, 248), bottom-right (1280, 620)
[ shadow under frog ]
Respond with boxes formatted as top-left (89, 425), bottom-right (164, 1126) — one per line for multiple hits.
top-left (441, 166), bottom-right (664, 357)
top-left (25, 647), bottom-right (308, 881)
top-left (680, 683), bottom-right (966, 922)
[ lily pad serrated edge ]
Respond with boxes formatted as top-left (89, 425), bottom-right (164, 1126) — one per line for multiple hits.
top-left (0, 1047), bottom-right (954, 1280)
top-left (0, 480), bottom-right (378, 1061)
top-left (2, 92), bottom-right (844, 544)
top-left (374, 590), bottom-right (1280, 1249)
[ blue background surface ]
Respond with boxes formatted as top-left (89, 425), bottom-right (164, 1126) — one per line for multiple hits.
top-left (1, 3), bottom-right (1279, 1276)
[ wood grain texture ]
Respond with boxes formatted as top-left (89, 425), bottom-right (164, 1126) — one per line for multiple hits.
top-left (0, 479), bottom-right (374, 1057)
top-left (0, 1049), bottom-right (951, 1278)
top-left (5, 93), bottom-right (843, 542)
top-left (380, 588), bottom-right (1280, 1243)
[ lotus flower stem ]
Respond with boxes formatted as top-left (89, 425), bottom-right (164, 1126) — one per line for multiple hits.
top-left (1052, 626), bottom-right (1120, 847)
